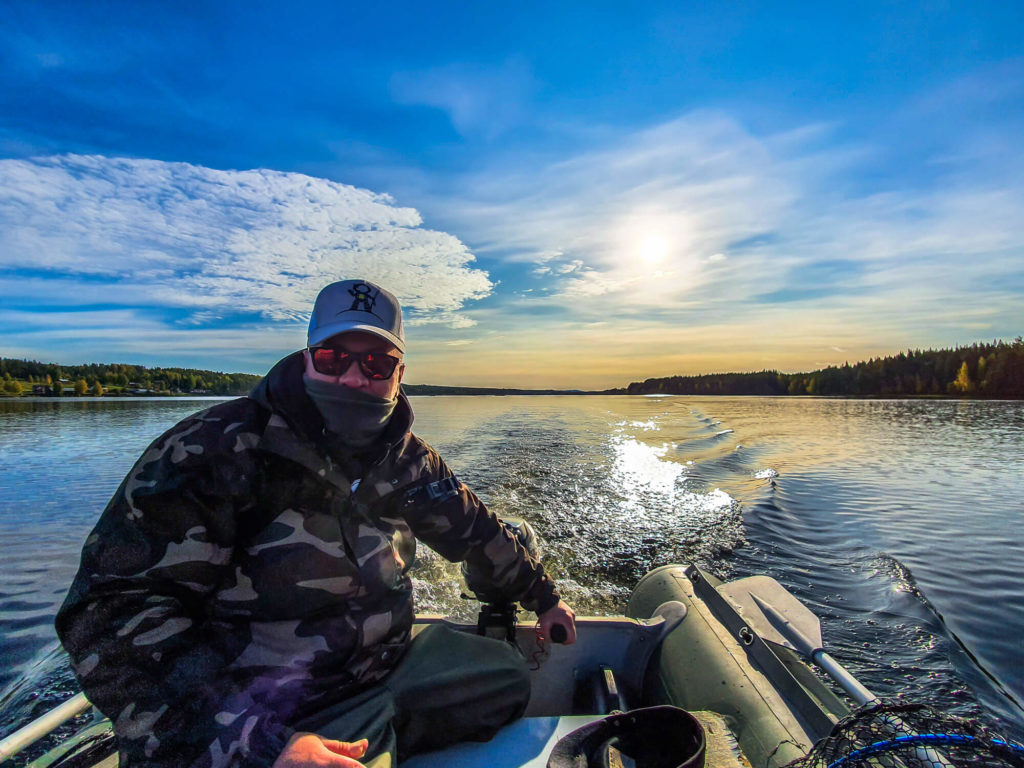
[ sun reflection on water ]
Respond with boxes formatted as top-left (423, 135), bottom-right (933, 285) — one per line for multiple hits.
top-left (610, 436), bottom-right (682, 499)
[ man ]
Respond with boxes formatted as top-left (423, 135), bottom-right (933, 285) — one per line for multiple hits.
top-left (56, 279), bottom-right (576, 768)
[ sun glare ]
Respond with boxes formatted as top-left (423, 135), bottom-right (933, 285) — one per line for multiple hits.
top-left (614, 210), bottom-right (691, 272)
top-left (638, 234), bottom-right (670, 265)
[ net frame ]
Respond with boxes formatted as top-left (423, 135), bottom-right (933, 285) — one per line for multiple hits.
top-left (784, 701), bottom-right (1024, 768)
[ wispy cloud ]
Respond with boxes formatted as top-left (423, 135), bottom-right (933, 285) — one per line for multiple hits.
top-left (427, 104), bottom-right (1024, 335)
top-left (425, 112), bottom-right (801, 315)
top-left (390, 59), bottom-right (537, 139)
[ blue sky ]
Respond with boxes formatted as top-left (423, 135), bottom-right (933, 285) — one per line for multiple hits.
top-left (2, 2), bottom-right (1022, 387)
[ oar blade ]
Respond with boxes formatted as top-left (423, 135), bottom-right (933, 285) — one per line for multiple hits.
top-left (718, 575), bottom-right (824, 652)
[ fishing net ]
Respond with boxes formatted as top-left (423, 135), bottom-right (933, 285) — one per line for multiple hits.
top-left (785, 701), bottom-right (1024, 768)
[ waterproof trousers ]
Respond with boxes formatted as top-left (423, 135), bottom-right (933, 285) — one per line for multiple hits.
top-left (292, 624), bottom-right (531, 768)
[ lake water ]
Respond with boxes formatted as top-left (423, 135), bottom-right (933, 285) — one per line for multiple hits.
top-left (1, 395), bottom-right (1022, 752)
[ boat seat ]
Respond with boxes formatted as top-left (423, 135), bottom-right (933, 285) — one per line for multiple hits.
top-left (402, 715), bottom-right (603, 768)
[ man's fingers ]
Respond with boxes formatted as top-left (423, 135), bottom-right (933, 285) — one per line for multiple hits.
top-left (550, 618), bottom-right (577, 644)
top-left (323, 738), bottom-right (368, 758)
top-left (325, 756), bottom-right (365, 768)
top-left (560, 618), bottom-right (578, 644)
top-left (273, 733), bottom-right (369, 768)
top-left (538, 600), bottom-right (577, 645)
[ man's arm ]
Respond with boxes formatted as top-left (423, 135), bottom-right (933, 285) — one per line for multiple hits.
top-left (56, 413), bottom-right (293, 768)
top-left (398, 449), bottom-right (576, 640)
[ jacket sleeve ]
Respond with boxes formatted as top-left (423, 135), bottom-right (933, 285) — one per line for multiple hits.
top-left (398, 445), bottom-right (560, 614)
top-left (55, 411), bottom-right (293, 768)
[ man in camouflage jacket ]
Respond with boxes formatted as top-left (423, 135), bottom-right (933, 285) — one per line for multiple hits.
top-left (56, 279), bottom-right (576, 768)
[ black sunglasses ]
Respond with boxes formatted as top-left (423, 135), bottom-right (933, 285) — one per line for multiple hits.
top-left (309, 347), bottom-right (402, 380)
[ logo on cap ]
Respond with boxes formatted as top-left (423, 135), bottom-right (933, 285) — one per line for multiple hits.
top-left (340, 282), bottom-right (382, 319)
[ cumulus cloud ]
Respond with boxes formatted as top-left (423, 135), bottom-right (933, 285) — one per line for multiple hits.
top-left (0, 155), bottom-right (493, 332)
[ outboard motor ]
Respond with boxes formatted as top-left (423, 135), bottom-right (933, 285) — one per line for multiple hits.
top-left (462, 518), bottom-right (539, 642)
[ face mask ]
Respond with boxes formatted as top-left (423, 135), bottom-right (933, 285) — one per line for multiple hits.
top-left (302, 374), bottom-right (398, 449)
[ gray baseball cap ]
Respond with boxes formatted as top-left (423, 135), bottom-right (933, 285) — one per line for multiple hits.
top-left (307, 279), bottom-right (405, 352)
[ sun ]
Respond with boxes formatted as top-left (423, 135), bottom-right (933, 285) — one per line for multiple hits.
top-left (638, 234), bottom-right (670, 265)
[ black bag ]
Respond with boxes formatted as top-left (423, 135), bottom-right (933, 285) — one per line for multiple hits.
top-left (547, 706), bottom-right (706, 768)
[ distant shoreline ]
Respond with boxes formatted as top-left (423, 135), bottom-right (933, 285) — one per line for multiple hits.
top-left (3, 337), bottom-right (1022, 399)
top-left (3, 392), bottom-right (1022, 402)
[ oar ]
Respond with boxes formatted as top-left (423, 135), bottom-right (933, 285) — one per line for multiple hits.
top-left (722, 576), bottom-right (953, 768)
top-left (719, 575), bottom-right (876, 703)
top-left (0, 691), bottom-right (92, 761)
top-left (748, 591), bottom-right (875, 705)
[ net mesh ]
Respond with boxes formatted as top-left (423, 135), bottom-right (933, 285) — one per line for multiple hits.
top-left (784, 701), bottom-right (1024, 768)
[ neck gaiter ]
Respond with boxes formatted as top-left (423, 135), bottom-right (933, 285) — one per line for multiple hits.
top-left (302, 375), bottom-right (397, 450)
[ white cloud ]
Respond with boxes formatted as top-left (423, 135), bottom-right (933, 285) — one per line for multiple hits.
top-left (556, 260), bottom-right (585, 274)
top-left (0, 155), bottom-right (493, 330)
top-left (561, 271), bottom-right (642, 298)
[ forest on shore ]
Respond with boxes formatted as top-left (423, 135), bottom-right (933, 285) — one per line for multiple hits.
top-left (0, 358), bottom-right (583, 398)
top-left (626, 338), bottom-right (1024, 398)
top-left (0, 359), bottom-right (260, 397)
top-left (2, 337), bottom-right (1021, 398)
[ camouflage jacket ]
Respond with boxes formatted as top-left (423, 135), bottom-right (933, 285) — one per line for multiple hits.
top-left (56, 352), bottom-right (559, 768)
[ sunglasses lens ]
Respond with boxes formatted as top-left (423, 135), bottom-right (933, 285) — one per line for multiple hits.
top-left (311, 348), bottom-right (398, 379)
top-left (312, 348), bottom-right (349, 375)
top-left (361, 353), bottom-right (399, 380)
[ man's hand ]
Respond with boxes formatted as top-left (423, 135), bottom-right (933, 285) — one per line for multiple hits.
top-left (537, 599), bottom-right (577, 645)
top-left (273, 732), bottom-right (369, 768)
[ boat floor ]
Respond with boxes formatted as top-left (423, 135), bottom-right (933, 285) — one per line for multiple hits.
top-left (404, 716), bottom-right (600, 768)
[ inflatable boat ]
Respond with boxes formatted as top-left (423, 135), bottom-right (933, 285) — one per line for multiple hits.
top-left (1, 561), bottom-right (867, 768)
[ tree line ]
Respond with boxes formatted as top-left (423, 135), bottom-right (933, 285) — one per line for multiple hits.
top-left (626, 338), bottom-right (1024, 398)
top-left (0, 359), bottom-right (262, 397)
top-left (3, 337), bottom-right (1021, 399)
